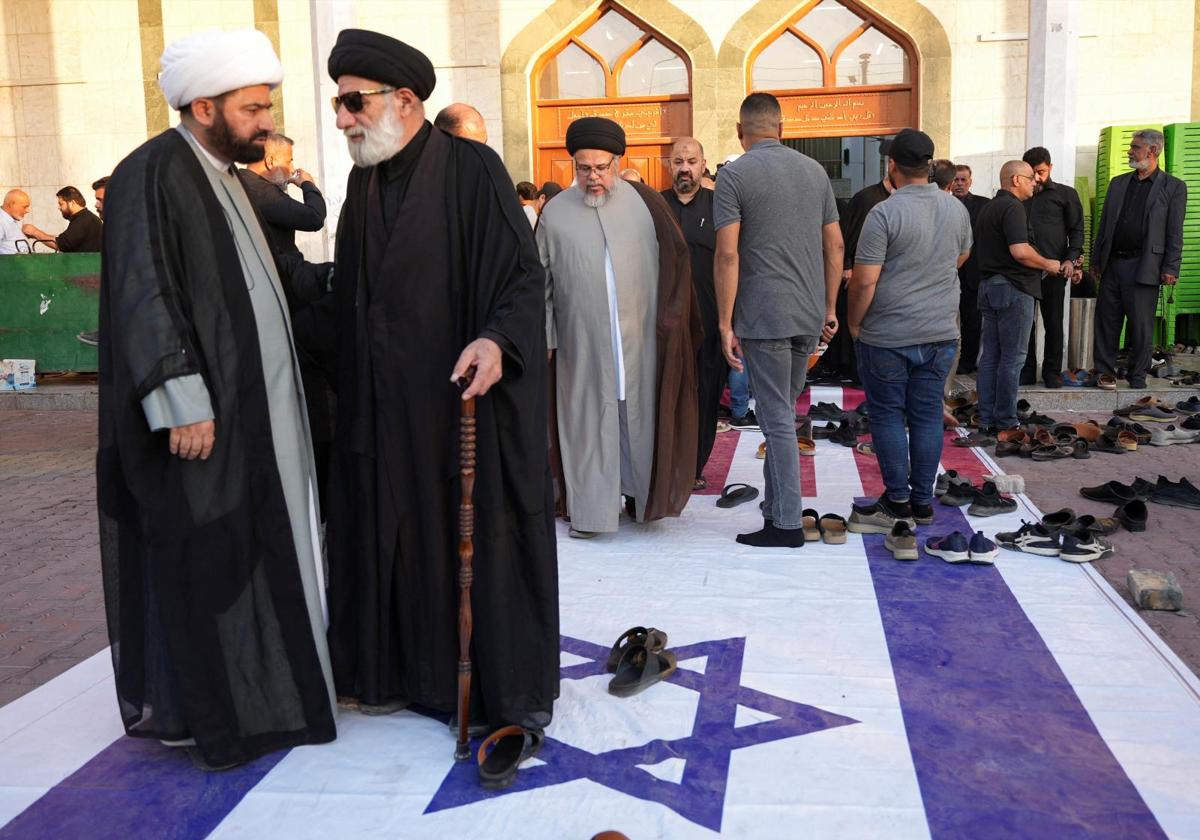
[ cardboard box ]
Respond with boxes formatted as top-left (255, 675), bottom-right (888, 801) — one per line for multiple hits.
top-left (0, 359), bottom-right (36, 391)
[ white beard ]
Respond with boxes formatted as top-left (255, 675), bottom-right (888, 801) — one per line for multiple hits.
top-left (345, 105), bottom-right (406, 168)
top-left (583, 190), bottom-right (610, 208)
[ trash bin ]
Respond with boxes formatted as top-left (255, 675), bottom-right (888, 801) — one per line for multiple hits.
top-left (1068, 297), bottom-right (1096, 371)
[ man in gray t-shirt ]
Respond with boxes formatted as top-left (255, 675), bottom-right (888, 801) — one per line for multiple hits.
top-left (846, 129), bottom-right (972, 532)
top-left (714, 92), bottom-right (843, 549)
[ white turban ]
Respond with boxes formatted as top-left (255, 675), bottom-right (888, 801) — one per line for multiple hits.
top-left (159, 29), bottom-right (283, 110)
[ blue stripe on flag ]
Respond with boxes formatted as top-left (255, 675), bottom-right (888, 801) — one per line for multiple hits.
top-left (862, 500), bottom-right (1166, 838)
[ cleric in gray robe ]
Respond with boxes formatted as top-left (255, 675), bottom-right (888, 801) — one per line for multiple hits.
top-left (96, 29), bottom-right (337, 770)
top-left (539, 117), bottom-right (701, 538)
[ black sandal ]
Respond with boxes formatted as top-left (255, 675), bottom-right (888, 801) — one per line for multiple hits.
top-left (608, 643), bottom-right (678, 698)
top-left (477, 725), bottom-right (545, 790)
top-left (716, 483), bottom-right (759, 508)
top-left (606, 626), bottom-right (667, 673)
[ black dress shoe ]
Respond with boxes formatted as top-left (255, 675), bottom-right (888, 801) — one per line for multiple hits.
top-left (1114, 499), bottom-right (1148, 532)
top-left (1149, 476), bottom-right (1200, 510)
top-left (1130, 477), bottom-right (1156, 500)
top-left (1079, 481), bottom-right (1137, 504)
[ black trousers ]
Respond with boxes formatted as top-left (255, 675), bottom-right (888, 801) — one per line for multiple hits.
top-left (826, 282), bottom-right (858, 381)
top-left (958, 281), bottom-right (981, 373)
top-left (696, 337), bottom-right (729, 479)
top-left (1092, 258), bottom-right (1159, 386)
top-left (1022, 273), bottom-right (1068, 382)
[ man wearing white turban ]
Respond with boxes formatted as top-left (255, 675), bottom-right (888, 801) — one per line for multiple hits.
top-left (96, 28), bottom-right (338, 770)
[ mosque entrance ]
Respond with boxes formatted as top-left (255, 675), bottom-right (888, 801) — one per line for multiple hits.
top-left (532, 3), bottom-right (692, 191)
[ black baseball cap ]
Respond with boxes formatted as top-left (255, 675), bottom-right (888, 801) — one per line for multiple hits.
top-left (880, 128), bottom-right (934, 166)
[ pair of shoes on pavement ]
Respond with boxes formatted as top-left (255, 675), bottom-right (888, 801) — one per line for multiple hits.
top-left (1041, 507), bottom-right (1120, 537)
top-left (925, 530), bottom-right (999, 564)
top-left (801, 509), bottom-right (848, 544)
top-left (996, 520), bottom-right (1114, 563)
top-left (940, 479), bottom-right (1017, 517)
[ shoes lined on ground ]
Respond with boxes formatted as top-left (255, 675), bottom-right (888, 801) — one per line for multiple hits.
top-left (1079, 480), bottom-right (1138, 504)
top-left (884, 520), bottom-right (919, 561)
top-left (848, 498), bottom-right (916, 534)
top-left (818, 513), bottom-right (848, 544)
top-left (952, 430), bottom-right (996, 448)
top-left (1130, 405), bottom-right (1179, 423)
top-left (934, 470), bottom-right (971, 498)
top-left (925, 531), bottom-right (969, 563)
top-left (996, 521), bottom-right (1061, 556)
top-left (910, 501), bottom-right (934, 525)
top-left (808, 402), bottom-right (845, 421)
top-left (1148, 424), bottom-right (1200, 446)
top-left (1114, 499), bottom-right (1148, 532)
top-left (1176, 395), bottom-right (1200, 414)
top-left (967, 481), bottom-right (1018, 517)
top-left (1040, 508), bottom-right (1076, 532)
top-left (940, 480), bottom-right (980, 507)
top-left (1060, 529), bottom-right (1114, 563)
top-left (1148, 476), bottom-right (1200, 510)
top-left (968, 531), bottom-right (999, 564)
top-left (729, 410), bottom-right (759, 430)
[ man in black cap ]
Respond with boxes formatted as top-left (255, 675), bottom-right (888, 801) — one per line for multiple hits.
top-left (539, 116), bottom-right (699, 538)
top-left (846, 129), bottom-right (972, 534)
top-left (323, 30), bottom-right (559, 760)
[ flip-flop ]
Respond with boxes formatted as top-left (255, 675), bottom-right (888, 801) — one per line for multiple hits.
top-left (477, 725), bottom-right (545, 790)
top-left (608, 643), bottom-right (678, 698)
top-left (798, 436), bottom-right (817, 456)
top-left (606, 626), bottom-right (667, 673)
top-left (716, 483), bottom-right (759, 509)
top-left (819, 514), bottom-right (848, 544)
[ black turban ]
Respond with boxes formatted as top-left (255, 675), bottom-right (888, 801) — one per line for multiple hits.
top-left (327, 29), bottom-right (436, 101)
top-left (565, 117), bottom-right (626, 156)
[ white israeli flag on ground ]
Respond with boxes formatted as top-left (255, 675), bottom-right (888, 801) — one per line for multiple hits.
top-left (1, 386), bottom-right (1199, 839)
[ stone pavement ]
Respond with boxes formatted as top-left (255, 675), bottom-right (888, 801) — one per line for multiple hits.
top-left (1, 405), bottom-right (1198, 712)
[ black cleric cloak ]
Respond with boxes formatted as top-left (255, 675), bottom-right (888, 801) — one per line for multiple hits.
top-left (325, 124), bottom-right (559, 730)
top-left (97, 129), bottom-right (338, 767)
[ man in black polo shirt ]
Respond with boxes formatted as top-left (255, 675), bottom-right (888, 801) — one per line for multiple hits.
top-left (21, 186), bottom-right (103, 252)
top-left (1019, 147), bottom-right (1084, 388)
top-left (1090, 129), bottom-right (1187, 389)
top-left (663, 136), bottom-right (724, 489)
top-left (951, 165), bottom-right (990, 373)
top-left (967, 160), bottom-right (1069, 442)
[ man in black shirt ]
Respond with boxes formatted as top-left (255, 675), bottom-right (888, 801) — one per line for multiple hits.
top-left (1090, 129), bottom-right (1188, 388)
top-left (1019, 147), bottom-right (1084, 388)
top-left (968, 161), bottom-right (1069, 440)
top-left (662, 137), bottom-right (724, 488)
top-left (951, 164), bottom-right (990, 373)
top-left (21, 186), bottom-right (103, 252)
top-left (237, 133), bottom-right (327, 256)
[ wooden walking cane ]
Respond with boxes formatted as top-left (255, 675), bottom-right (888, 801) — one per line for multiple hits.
top-left (454, 372), bottom-right (477, 760)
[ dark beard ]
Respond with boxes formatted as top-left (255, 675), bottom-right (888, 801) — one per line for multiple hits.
top-left (209, 108), bottom-right (268, 164)
top-left (674, 173), bottom-right (698, 194)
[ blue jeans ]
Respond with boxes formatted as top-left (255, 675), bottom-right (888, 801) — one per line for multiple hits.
top-left (977, 275), bottom-right (1036, 430)
top-left (857, 340), bottom-right (957, 506)
top-left (729, 362), bottom-right (750, 418)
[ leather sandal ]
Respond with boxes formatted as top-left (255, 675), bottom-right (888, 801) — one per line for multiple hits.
top-left (477, 725), bottom-right (545, 790)
top-left (802, 508), bottom-right (821, 542)
top-left (608, 643), bottom-right (678, 698)
top-left (606, 626), bottom-right (667, 673)
top-left (819, 514), bottom-right (848, 544)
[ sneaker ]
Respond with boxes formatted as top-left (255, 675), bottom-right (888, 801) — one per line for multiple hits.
top-left (967, 481), bottom-right (1017, 517)
top-left (847, 499), bottom-right (916, 534)
top-left (729, 410), bottom-right (759, 430)
top-left (1176, 395), bottom-right (1200, 414)
top-left (968, 531), bottom-right (999, 564)
top-left (1059, 529), bottom-right (1114, 563)
top-left (995, 521), bottom-right (1061, 556)
top-left (830, 420), bottom-right (862, 447)
top-left (1149, 424), bottom-right (1200, 446)
top-left (910, 501), bottom-right (935, 525)
top-left (884, 521), bottom-right (919, 561)
top-left (934, 470), bottom-right (971, 498)
top-left (952, 431), bottom-right (996, 448)
top-left (940, 481), bottom-right (980, 508)
top-left (925, 531), bottom-right (970, 563)
top-left (1148, 476), bottom-right (1200, 510)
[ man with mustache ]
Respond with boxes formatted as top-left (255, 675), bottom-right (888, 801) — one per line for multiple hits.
top-left (96, 29), bottom-right (337, 770)
top-left (539, 117), bottom-right (699, 538)
top-left (662, 137), bottom-right (725, 489)
top-left (323, 30), bottom-right (559, 757)
top-left (238, 133), bottom-right (327, 257)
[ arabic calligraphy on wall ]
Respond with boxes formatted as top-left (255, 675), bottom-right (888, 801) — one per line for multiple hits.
top-left (543, 101), bottom-right (689, 141)
top-left (775, 89), bottom-right (913, 138)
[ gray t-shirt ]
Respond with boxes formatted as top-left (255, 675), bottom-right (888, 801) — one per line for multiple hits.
top-left (714, 140), bottom-right (839, 339)
top-left (854, 183), bottom-right (972, 348)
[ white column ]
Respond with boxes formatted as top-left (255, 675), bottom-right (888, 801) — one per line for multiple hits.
top-left (309, 0), bottom-right (358, 261)
top-left (1026, 0), bottom-right (1079, 378)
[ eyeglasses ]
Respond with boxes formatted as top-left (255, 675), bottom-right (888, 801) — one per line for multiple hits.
top-left (330, 87), bottom-right (396, 114)
top-left (575, 158), bottom-right (617, 177)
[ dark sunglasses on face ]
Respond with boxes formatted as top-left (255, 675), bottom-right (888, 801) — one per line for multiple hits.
top-left (330, 87), bottom-right (396, 114)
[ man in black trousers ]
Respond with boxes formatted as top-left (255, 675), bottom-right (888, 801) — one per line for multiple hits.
top-left (663, 136), bottom-right (724, 489)
top-left (1020, 146), bottom-right (1084, 388)
top-left (1090, 129), bottom-right (1187, 389)
top-left (951, 164), bottom-right (990, 373)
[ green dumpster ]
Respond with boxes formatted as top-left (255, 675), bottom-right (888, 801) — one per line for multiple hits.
top-left (0, 253), bottom-right (101, 373)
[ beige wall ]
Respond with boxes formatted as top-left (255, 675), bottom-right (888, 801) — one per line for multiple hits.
top-left (2, 0), bottom-right (1197, 248)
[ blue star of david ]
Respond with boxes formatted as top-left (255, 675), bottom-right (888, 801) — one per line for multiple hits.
top-left (423, 635), bottom-right (858, 831)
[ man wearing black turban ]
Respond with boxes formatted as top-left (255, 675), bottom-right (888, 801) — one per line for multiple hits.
top-left (540, 116), bottom-right (701, 538)
top-left (322, 30), bottom-right (559, 779)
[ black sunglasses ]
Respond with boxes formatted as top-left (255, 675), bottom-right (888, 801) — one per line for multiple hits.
top-left (330, 87), bottom-right (396, 114)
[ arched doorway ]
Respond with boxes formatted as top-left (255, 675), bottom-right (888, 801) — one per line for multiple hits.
top-left (532, 2), bottom-right (692, 191)
top-left (747, 0), bottom-right (918, 198)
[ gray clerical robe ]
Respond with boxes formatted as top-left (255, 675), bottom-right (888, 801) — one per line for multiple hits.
top-left (146, 125), bottom-right (336, 710)
top-left (539, 179), bottom-right (659, 533)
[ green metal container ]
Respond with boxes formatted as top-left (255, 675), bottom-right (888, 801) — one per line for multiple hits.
top-left (0, 253), bottom-right (101, 373)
